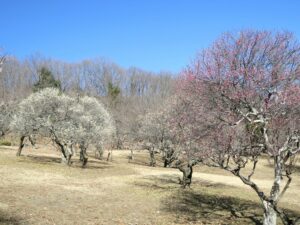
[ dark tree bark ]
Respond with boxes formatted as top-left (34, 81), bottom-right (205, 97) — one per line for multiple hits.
top-left (178, 164), bottom-right (193, 188)
top-left (163, 148), bottom-right (176, 167)
top-left (149, 150), bottom-right (156, 167)
top-left (176, 159), bottom-right (199, 188)
top-left (79, 144), bottom-right (88, 167)
top-left (16, 136), bottom-right (25, 156)
top-left (51, 136), bottom-right (70, 165)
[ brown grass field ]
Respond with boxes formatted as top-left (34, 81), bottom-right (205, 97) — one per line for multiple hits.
top-left (0, 144), bottom-right (299, 225)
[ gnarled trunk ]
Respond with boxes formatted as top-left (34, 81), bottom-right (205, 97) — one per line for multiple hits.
top-left (16, 136), bottom-right (25, 156)
top-left (28, 135), bottom-right (36, 149)
top-left (79, 144), bottom-right (88, 167)
top-left (263, 201), bottom-right (277, 225)
top-left (65, 143), bottom-right (73, 166)
top-left (262, 156), bottom-right (283, 225)
top-left (163, 148), bottom-right (176, 167)
top-left (52, 137), bottom-right (68, 165)
top-left (178, 164), bottom-right (193, 188)
top-left (95, 146), bottom-right (104, 160)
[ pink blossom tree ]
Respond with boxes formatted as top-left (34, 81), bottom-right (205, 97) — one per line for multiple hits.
top-left (174, 30), bottom-right (300, 225)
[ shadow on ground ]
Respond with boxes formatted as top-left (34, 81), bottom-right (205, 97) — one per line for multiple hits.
top-left (19, 154), bottom-right (113, 170)
top-left (135, 174), bottom-right (300, 225)
top-left (0, 211), bottom-right (23, 225)
top-left (163, 189), bottom-right (263, 225)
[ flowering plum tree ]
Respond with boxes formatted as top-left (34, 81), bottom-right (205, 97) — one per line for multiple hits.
top-left (10, 88), bottom-right (75, 158)
top-left (72, 96), bottom-right (115, 166)
top-left (175, 31), bottom-right (300, 225)
top-left (168, 94), bottom-right (211, 187)
top-left (138, 108), bottom-right (178, 167)
top-left (11, 88), bottom-right (115, 166)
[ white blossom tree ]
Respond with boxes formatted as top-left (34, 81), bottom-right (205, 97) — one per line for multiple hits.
top-left (137, 107), bottom-right (179, 167)
top-left (0, 102), bottom-right (15, 137)
top-left (11, 88), bottom-right (115, 166)
top-left (72, 96), bottom-right (115, 166)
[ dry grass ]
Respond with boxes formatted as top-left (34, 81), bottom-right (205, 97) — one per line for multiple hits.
top-left (0, 146), bottom-right (299, 225)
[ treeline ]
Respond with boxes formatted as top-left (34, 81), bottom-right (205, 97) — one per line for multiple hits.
top-left (0, 55), bottom-right (176, 147)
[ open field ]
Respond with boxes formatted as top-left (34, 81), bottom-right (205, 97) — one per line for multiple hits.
top-left (0, 145), bottom-right (299, 225)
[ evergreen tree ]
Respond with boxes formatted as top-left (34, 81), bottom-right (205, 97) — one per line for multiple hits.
top-left (33, 67), bottom-right (61, 92)
top-left (107, 82), bottom-right (121, 104)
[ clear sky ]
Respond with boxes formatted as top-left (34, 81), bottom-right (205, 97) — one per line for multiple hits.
top-left (1, 0), bottom-right (299, 73)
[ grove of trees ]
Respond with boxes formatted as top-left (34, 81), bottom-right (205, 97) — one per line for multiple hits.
top-left (1, 30), bottom-right (300, 225)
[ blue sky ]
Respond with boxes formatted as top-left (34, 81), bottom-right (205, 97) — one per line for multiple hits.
top-left (1, 0), bottom-right (299, 73)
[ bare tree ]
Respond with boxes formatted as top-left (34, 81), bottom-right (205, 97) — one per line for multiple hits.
top-left (0, 51), bottom-right (5, 73)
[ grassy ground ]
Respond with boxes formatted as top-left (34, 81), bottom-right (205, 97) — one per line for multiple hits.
top-left (0, 145), bottom-right (299, 225)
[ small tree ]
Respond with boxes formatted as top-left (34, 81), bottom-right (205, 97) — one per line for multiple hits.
top-left (176, 30), bottom-right (300, 225)
top-left (138, 110), bottom-right (173, 167)
top-left (168, 95), bottom-right (207, 187)
top-left (107, 82), bottom-right (121, 105)
top-left (33, 67), bottom-right (61, 92)
top-left (73, 96), bottom-right (115, 166)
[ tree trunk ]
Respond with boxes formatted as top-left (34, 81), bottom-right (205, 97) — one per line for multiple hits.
top-left (149, 150), bottom-right (156, 167)
top-left (179, 164), bottom-right (193, 188)
top-left (106, 152), bottom-right (111, 161)
top-left (16, 136), bottom-right (25, 156)
top-left (128, 149), bottom-right (134, 162)
top-left (65, 144), bottom-right (73, 166)
top-left (163, 148), bottom-right (176, 167)
top-left (95, 147), bottom-right (104, 160)
top-left (52, 137), bottom-right (68, 164)
top-left (106, 150), bottom-right (112, 162)
top-left (263, 201), bottom-right (277, 225)
top-left (28, 135), bottom-right (36, 149)
top-left (263, 156), bottom-right (282, 225)
top-left (61, 154), bottom-right (67, 164)
top-left (164, 159), bottom-right (168, 167)
top-left (79, 145), bottom-right (88, 167)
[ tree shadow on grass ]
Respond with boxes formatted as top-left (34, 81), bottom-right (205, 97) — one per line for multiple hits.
top-left (24, 154), bottom-right (61, 164)
top-left (135, 174), bottom-right (300, 225)
top-left (135, 174), bottom-right (229, 191)
top-left (164, 190), bottom-right (300, 225)
top-left (0, 211), bottom-right (24, 225)
top-left (73, 160), bottom-right (113, 170)
top-left (135, 174), bottom-right (181, 190)
top-left (162, 189), bottom-right (263, 225)
top-left (128, 154), bottom-right (165, 167)
top-left (21, 154), bottom-right (113, 170)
